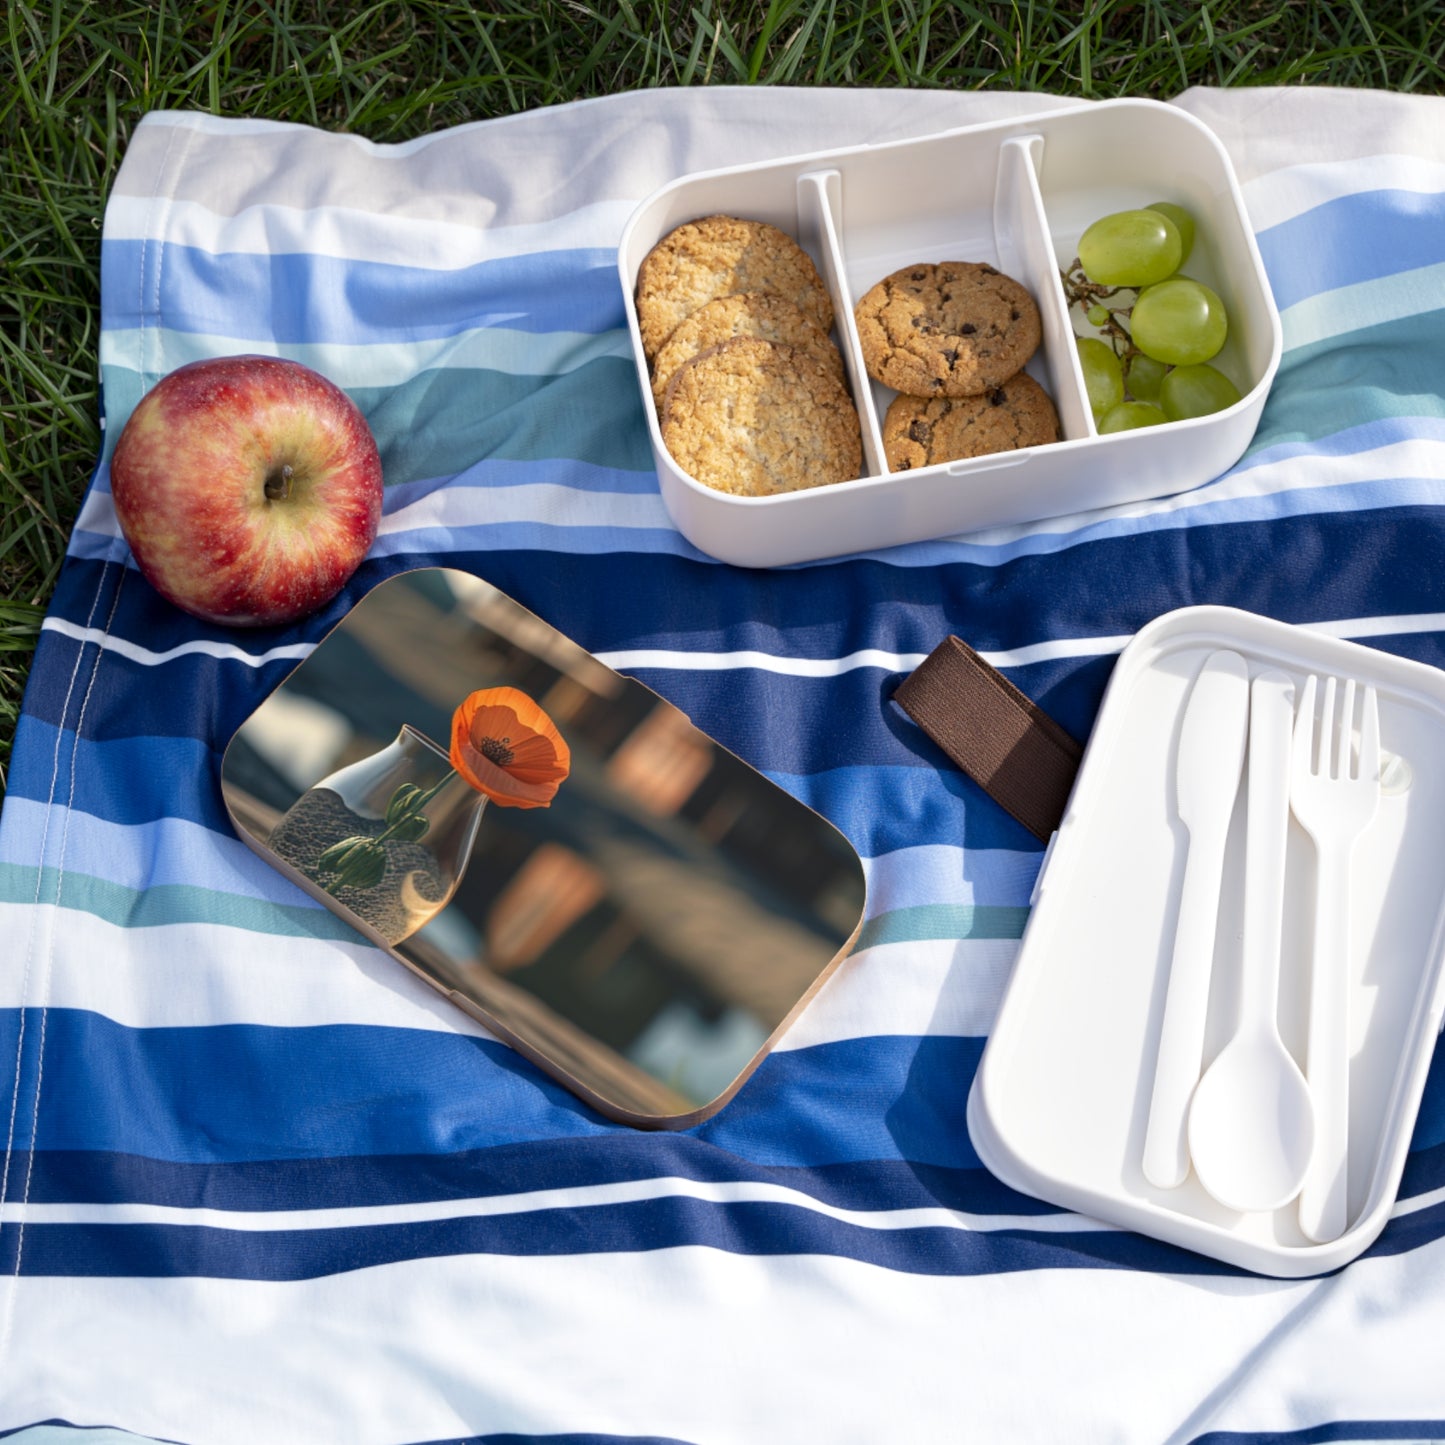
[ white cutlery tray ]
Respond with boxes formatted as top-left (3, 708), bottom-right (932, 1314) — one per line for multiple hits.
top-left (617, 99), bottom-right (1282, 568)
top-left (967, 606), bottom-right (1445, 1276)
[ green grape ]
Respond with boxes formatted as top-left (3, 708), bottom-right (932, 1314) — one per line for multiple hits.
top-left (1160, 363), bottom-right (1242, 420)
top-left (1077, 337), bottom-right (1124, 419)
top-left (1098, 401), bottom-right (1168, 433)
top-left (1147, 202), bottom-right (1196, 264)
top-left (1086, 304), bottom-right (1111, 327)
top-left (1130, 277), bottom-right (1228, 366)
top-left (1125, 353), bottom-right (1168, 403)
top-left (1077, 209), bottom-right (1183, 288)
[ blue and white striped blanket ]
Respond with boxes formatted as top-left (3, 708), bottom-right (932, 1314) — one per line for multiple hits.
top-left (3, 85), bottom-right (1444, 1443)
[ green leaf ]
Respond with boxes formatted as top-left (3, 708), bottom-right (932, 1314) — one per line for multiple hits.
top-left (387, 812), bottom-right (430, 843)
top-left (333, 842), bottom-right (387, 889)
top-left (385, 783), bottom-right (424, 825)
top-left (318, 836), bottom-right (373, 872)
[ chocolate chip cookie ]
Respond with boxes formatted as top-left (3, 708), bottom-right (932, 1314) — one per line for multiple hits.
top-left (882, 373), bottom-right (1059, 471)
top-left (854, 262), bottom-right (1041, 397)
top-left (661, 336), bottom-right (861, 497)
top-left (650, 291), bottom-right (844, 410)
top-left (636, 216), bottom-right (835, 361)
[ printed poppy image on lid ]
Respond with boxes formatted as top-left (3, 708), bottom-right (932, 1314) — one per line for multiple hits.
top-left (451, 687), bottom-right (571, 809)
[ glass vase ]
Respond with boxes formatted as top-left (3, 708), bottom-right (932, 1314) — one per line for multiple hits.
top-left (269, 724), bottom-right (486, 945)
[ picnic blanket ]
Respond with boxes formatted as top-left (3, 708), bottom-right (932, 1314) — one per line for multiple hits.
top-left (4, 84), bottom-right (1445, 1443)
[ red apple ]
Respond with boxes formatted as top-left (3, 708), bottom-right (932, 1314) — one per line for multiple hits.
top-left (110, 354), bottom-right (384, 627)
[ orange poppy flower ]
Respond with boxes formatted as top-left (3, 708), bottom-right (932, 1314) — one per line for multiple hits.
top-left (450, 687), bottom-right (571, 809)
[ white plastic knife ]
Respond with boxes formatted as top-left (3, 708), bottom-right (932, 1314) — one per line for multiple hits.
top-left (1142, 649), bottom-right (1251, 1189)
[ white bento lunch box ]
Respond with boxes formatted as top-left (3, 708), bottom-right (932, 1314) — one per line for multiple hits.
top-left (968, 607), bottom-right (1445, 1277)
top-left (617, 98), bottom-right (1282, 568)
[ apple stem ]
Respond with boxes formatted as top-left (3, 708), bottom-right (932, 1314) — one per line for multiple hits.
top-left (264, 463), bottom-right (294, 502)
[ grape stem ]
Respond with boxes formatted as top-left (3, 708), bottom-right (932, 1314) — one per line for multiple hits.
top-left (1061, 258), bottom-right (1139, 363)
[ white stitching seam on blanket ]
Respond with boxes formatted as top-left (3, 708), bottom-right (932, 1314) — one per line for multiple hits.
top-left (0, 562), bottom-right (113, 1359)
top-left (0, 565), bottom-right (127, 1372)
top-left (0, 112), bottom-right (194, 1384)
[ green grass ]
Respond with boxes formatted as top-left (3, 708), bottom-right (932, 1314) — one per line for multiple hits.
top-left (3, 0), bottom-right (1444, 794)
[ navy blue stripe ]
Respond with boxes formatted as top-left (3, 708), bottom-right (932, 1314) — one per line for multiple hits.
top-left (1191, 1422), bottom-right (1445, 1445)
top-left (25, 604), bottom-right (911, 774)
top-left (30, 605), bottom-right (1445, 804)
top-left (420, 1436), bottom-right (695, 1445)
top-left (7, 1190), bottom-right (1441, 1286)
top-left (0, 1426), bottom-right (686, 1445)
top-left (23, 523), bottom-right (1445, 849)
top-left (43, 504), bottom-right (1445, 697)
top-left (28, 509), bottom-right (1445, 768)
top-left (1255, 186), bottom-right (1445, 311)
top-left (43, 540), bottom-right (473, 661)
top-left (1415, 1049), bottom-right (1445, 1154)
top-left (0, 1198), bottom-right (1239, 1281)
top-left (784, 763), bottom-right (1041, 855)
top-left (51, 502), bottom-right (1445, 697)
top-left (0, 1009), bottom-right (986, 1172)
top-left (422, 1437), bottom-right (695, 1445)
top-left (1400, 1137), bottom-right (1445, 1195)
top-left (423, 512), bottom-right (1445, 680)
top-left (0, 1009), bottom-right (608, 1161)
top-left (16, 1146), bottom-right (1054, 1217)
top-left (428, 1437), bottom-right (694, 1445)
top-left (40, 543), bottom-right (428, 666)
top-left (6, 723), bottom-right (232, 831)
top-left (1357, 1196), bottom-right (1445, 1264)
top-left (12, 1013), bottom-right (1439, 1240)
top-left (100, 240), bottom-right (625, 343)
top-left (18, 1137), bottom-right (1445, 1227)
top-left (4, 712), bottom-right (1041, 856)
top-left (17, 622), bottom-right (937, 761)
top-left (20, 637), bottom-right (299, 746)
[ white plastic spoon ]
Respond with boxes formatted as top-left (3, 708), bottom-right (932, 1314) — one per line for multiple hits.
top-left (1188, 668), bottom-right (1316, 1213)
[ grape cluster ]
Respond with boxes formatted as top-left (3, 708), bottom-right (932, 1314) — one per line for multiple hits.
top-left (1063, 204), bottom-right (1241, 433)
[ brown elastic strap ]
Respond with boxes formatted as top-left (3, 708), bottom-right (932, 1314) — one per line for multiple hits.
top-left (893, 635), bottom-right (1083, 842)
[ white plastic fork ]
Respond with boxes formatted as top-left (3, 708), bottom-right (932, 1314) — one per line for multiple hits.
top-left (1290, 674), bottom-right (1381, 1243)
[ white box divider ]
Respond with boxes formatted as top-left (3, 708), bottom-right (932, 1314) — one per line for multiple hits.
top-left (796, 168), bottom-right (887, 479)
top-left (994, 133), bottom-right (1096, 445)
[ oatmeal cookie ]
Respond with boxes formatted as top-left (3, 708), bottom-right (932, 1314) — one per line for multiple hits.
top-left (636, 215), bottom-right (835, 360)
top-left (650, 291), bottom-right (844, 410)
top-left (854, 261), bottom-right (1041, 397)
top-left (882, 373), bottom-right (1059, 471)
top-left (660, 336), bottom-right (861, 497)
